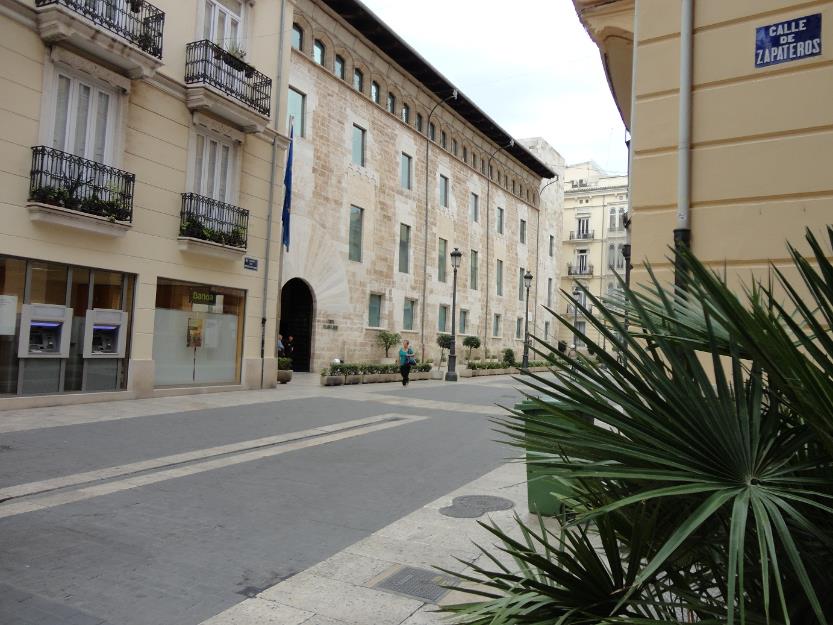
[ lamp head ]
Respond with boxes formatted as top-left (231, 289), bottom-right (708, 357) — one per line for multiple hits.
top-left (450, 247), bottom-right (462, 269)
top-left (451, 89), bottom-right (458, 100)
top-left (524, 270), bottom-right (533, 289)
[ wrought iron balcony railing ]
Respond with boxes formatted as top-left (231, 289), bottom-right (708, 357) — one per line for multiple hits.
top-left (180, 193), bottom-right (249, 249)
top-left (566, 303), bottom-right (593, 316)
top-left (29, 146), bottom-right (135, 222)
top-left (35, 0), bottom-right (165, 58)
top-left (567, 263), bottom-right (594, 276)
top-left (569, 230), bottom-right (595, 241)
top-left (185, 40), bottom-right (272, 116)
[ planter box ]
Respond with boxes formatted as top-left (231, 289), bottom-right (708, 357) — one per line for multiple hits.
top-left (459, 368), bottom-right (473, 378)
top-left (320, 375), bottom-right (344, 386)
top-left (276, 370), bottom-right (292, 384)
top-left (382, 373), bottom-right (400, 383)
top-left (362, 374), bottom-right (382, 384)
top-left (411, 371), bottom-right (428, 381)
top-left (345, 374), bottom-right (362, 385)
top-left (430, 370), bottom-right (444, 380)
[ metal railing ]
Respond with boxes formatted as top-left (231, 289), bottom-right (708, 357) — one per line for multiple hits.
top-left (29, 146), bottom-right (135, 222)
top-left (566, 303), bottom-right (593, 316)
top-left (180, 193), bottom-right (249, 249)
top-left (185, 40), bottom-right (272, 116)
top-left (567, 263), bottom-right (594, 276)
top-left (568, 230), bottom-right (595, 241)
top-left (35, 0), bottom-right (165, 58)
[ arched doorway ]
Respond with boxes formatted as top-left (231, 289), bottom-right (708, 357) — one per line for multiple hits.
top-left (280, 278), bottom-right (314, 372)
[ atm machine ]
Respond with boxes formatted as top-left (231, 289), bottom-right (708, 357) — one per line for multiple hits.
top-left (83, 309), bottom-right (129, 359)
top-left (18, 304), bottom-right (72, 359)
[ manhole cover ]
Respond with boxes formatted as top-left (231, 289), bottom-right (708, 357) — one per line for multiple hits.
top-left (374, 566), bottom-right (457, 603)
top-left (439, 495), bottom-right (514, 518)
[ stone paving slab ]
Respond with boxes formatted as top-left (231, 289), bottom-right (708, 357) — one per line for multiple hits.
top-left (198, 461), bottom-right (533, 625)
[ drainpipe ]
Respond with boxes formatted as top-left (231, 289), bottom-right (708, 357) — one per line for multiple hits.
top-left (622, 0), bottom-right (639, 367)
top-left (675, 0), bottom-right (693, 293)
top-left (483, 139), bottom-right (513, 357)
top-left (420, 89), bottom-right (457, 363)
top-left (259, 0), bottom-right (288, 388)
top-left (535, 177), bottom-right (559, 336)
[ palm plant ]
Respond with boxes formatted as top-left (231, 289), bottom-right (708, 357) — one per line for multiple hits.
top-left (444, 227), bottom-right (833, 624)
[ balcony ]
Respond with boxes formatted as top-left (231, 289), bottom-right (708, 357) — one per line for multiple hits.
top-left (567, 263), bottom-right (594, 277)
top-left (27, 146), bottom-right (134, 236)
top-left (178, 193), bottom-right (249, 259)
top-left (568, 230), bottom-right (595, 241)
top-left (35, 0), bottom-right (164, 79)
top-left (184, 40), bottom-right (272, 133)
top-left (607, 224), bottom-right (627, 236)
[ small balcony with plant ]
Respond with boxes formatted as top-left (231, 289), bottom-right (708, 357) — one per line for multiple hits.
top-left (178, 193), bottom-right (249, 259)
top-left (567, 263), bottom-right (594, 277)
top-left (35, 0), bottom-right (165, 79)
top-left (184, 39), bottom-right (273, 133)
top-left (27, 146), bottom-right (135, 236)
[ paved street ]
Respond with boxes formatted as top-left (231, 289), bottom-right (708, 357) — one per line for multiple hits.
top-left (0, 375), bottom-right (539, 625)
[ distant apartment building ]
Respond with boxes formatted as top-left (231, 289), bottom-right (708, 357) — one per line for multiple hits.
top-left (282, 0), bottom-right (561, 370)
top-left (573, 0), bottom-right (833, 293)
top-left (560, 162), bottom-right (628, 350)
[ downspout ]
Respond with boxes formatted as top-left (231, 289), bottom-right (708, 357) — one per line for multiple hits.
top-left (674, 0), bottom-right (693, 293)
top-left (535, 177), bottom-right (559, 336)
top-left (483, 140), bottom-right (513, 357)
top-left (259, 0), bottom-right (288, 388)
top-left (622, 0), bottom-right (639, 367)
top-left (420, 90), bottom-right (457, 362)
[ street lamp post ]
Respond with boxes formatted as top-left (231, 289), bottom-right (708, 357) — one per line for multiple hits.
top-left (445, 247), bottom-right (463, 382)
top-left (521, 270), bottom-right (533, 370)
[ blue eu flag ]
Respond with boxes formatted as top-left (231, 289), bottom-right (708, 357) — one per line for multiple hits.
top-left (281, 125), bottom-right (294, 251)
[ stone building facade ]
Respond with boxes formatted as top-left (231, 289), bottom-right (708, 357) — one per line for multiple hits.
top-left (0, 0), bottom-right (289, 407)
top-left (282, 0), bottom-right (561, 372)
top-left (560, 162), bottom-right (628, 350)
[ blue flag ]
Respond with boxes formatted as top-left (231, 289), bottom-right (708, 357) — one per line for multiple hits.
top-left (281, 125), bottom-right (294, 251)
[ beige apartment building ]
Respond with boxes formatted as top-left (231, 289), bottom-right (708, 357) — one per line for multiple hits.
top-left (560, 161), bottom-right (628, 350)
top-left (281, 0), bottom-right (561, 372)
top-left (573, 0), bottom-right (833, 293)
top-left (0, 0), bottom-right (290, 406)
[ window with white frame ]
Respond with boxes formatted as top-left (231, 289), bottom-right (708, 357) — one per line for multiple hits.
top-left (403, 298), bottom-right (416, 331)
top-left (371, 81), bottom-right (380, 104)
top-left (401, 103), bottom-right (410, 124)
top-left (400, 153), bottom-right (412, 190)
top-left (459, 309), bottom-right (468, 334)
top-left (547, 278), bottom-right (553, 307)
top-left (192, 131), bottom-right (236, 203)
top-left (386, 92), bottom-right (395, 114)
top-left (496, 259), bottom-right (503, 296)
top-left (516, 317), bottom-right (523, 339)
top-left (334, 55), bottom-right (345, 79)
top-left (313, 40), bottom-right (325, 65)
top-left (51, 72), bottom-right (118, 164)
top-left (204, 0), bottom-right (243, 49)
top-left (470, 192), bottom-right (479, 222)
top-left (439, 175), bottom-right (449, 208)
top-left (287, 87), bottom-right (305, 137)
top-left (520, 219), bottom-right (526, 244)
top-left (518, 267), bottom-right (525, 301)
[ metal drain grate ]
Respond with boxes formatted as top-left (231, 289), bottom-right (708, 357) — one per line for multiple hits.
top-left (439, 495), bottom-right (515, 518)
top-left (374, 565), bottom-right (457, 603)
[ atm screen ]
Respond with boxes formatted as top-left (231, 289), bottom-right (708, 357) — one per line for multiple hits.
top-left (29, 321), bottom-right (62, 354)
top-left (92, 324), bottom-right (119, 354)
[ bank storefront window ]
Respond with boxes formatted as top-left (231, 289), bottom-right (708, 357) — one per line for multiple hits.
top-left (153, 279), bottom-right (245, 387)
top-left (0, 255), bottom-right (134, 396)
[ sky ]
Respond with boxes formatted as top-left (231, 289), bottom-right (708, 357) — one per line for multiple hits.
top-left (360, 0), bottom-right (629, 174)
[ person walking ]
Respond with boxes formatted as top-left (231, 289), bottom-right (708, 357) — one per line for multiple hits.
top-left (399, 339), bottom-right (415, 386)
top-left (276, 334), bottom-right (285, 357)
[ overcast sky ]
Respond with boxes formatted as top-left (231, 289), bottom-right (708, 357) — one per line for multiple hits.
top-left (360, 0), bottom-right (628, 174)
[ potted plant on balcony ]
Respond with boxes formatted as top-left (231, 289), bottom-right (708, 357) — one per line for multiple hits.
top-left (223, 43), bottom-right (251, 75)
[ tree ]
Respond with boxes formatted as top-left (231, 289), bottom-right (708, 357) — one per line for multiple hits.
top-left (463, 335), bottom-right (481, 360)
top-left (443, 227), bottom-right (833, 625)
top-left (501, 347), bottom-right (516, 366)
top-left (436, 333), bottom-right (453, 365)
top-left (376, 330), bottom-right (400, 358)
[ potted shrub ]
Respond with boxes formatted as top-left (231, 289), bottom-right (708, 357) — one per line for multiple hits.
top-left (463, 335), bottom-right (481, 362)
top-left (277, 357), bottom-right (293, 384)
top-left (362, 364), bottom-right (381, 384)
top-left (436, 334), bottom-right (454, 368)
top-left (343, 363), bottom-right (362, 385)
top-left (320, 364), bottom-right (344, 386)
top-left (411, 363), bottom-right (431, 381)
top-left (376, 330), bottom-right (400, 365)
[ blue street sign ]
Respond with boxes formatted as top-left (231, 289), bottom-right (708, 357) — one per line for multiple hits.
top-left (756, 14), bottom-right (822, 68)
top-left (244, 257), bottom-right (258, 271)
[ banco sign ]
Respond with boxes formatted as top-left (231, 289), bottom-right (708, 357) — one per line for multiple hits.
top-left (756, 14), bottom-right (822, 68)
